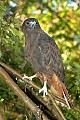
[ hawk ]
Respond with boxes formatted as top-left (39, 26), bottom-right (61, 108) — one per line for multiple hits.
top-left (22, 18), bottom-right (72, 108)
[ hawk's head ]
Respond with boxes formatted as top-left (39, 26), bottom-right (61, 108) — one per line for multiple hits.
top-left (22, 18), bottom-right (40, 34)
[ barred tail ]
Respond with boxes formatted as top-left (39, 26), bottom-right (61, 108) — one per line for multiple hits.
top-left (62, 82), bottom-right (74, 109)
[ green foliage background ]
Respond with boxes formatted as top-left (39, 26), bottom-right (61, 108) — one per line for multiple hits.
top-left (0, 0), bottom-right (80, 120)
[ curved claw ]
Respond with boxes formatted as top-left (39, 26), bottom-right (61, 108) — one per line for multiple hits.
top-left (22, 74), bottom-right (37, 81)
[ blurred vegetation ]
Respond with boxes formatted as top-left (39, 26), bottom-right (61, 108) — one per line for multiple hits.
top-left (0, 0), bottom-right (80, 119)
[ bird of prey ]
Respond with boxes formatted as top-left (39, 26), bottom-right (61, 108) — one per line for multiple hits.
top-left (22, 18), bottom-right (72, 108)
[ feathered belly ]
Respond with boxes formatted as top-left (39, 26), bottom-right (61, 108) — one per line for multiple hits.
top-left (25, 43), bottom-right (44, 72)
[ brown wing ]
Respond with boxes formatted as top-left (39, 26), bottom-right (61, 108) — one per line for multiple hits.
top-left (35, 31), bottom-right (66, 84)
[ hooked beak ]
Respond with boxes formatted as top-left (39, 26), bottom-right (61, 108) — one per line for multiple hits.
top-left (29, 21), bottom-right (36, 28)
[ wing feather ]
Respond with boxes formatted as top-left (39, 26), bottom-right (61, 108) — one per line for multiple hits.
top-left (37, 32), bottom-right (65, 83)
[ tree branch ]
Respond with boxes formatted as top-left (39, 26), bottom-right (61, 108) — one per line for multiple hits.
top-left (0, 66), bottom-right (48, 120)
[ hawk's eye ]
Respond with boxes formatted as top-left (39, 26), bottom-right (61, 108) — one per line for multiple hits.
top-left (26, 22), bottom-right (29, 25)
top-left (36, 22), bottom-right (38, 24)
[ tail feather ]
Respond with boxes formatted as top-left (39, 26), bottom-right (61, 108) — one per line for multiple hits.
top-left (62, 91), bottom-right (70, 108)
top-left (61, 81), bottom-right (74, 108)
top-left (50, 73), bottom-right (74, 108)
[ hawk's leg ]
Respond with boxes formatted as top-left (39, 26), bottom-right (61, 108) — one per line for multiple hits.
top-left (23, 73), bottom-right (48, 97)
top-left (39, 81), bottom-right (47, 97)
top-left (23, 74), bottom-right (37, 80)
